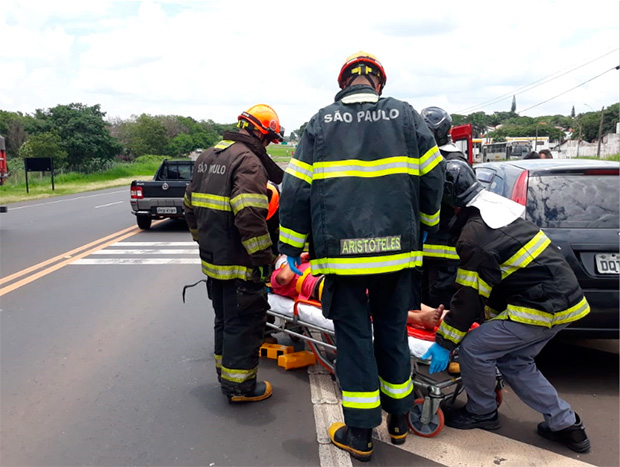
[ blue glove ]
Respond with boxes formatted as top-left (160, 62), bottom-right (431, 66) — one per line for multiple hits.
top-left (287, 255), bottom-right (303, 275)
top-left (422, 343), bottom-right (451, 374)
top-left (422, 231), bottom-right (428, 243)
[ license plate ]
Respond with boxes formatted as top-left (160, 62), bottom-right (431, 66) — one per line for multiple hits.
top-left (156, 207), bottom-right (177, 214)
top-left (595, 253), bottom-right (620, 274)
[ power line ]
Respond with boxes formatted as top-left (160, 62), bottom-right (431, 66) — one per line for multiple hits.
top-left (518, 65), bottom-right (619, 114)
top-left (456, 48), bottom-right (619, 114)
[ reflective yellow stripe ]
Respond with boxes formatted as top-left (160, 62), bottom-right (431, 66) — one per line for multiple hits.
top-left (420, 209), bottom-right (440, 227)
top-left (221, 366), bottom-right (257, 383)
top-left (497, 296), bottom-right (590, 328)
top-left (419, 146), bottom-right (443, 175)
top-left (285, 158), bottom-right (313, 185)
top-left (310, 251), bottom-right (423, 275)
top-left (230, 193), bottom-right (268, 215)
top-left (214, 139), bottom-right (235, 150)
top-left (456, 268), bottom-right (492, 297)
top-left (184, 192), bottom-right (192, 208)
top-left (314, 156), bottom-right (418, 178)
top-left (214, 354), bottom-right (222, 369)
top-left (242, 233), bottom-right (272, 255)
top-left (423, 244), bottom-right (459, 260)
top-left (485, 305), bottom-right (501, 320)
top-left (437, 321), bottom-right (466, 345)
top-left (379, 376), bottom-right (413, 400)
top-left (341, 390), bottom-right (381, 409)
top-left (279, 226), bottom-right (307, 249)
top-left (201, 260), bottom-right (252, 280)
top-left (191, 193), bottom-right (231, 211)
top-left (501, 231), bottom-right (551, 279)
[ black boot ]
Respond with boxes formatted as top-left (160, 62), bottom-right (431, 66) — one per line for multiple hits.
top-left (228, 381), bottom-right (273, 403)
top-left (445, 406), bottom-right (500, 430)
top-left (537, 413), bottom-right (591, 453)
top-left (387, 413), bottom-right (409, 445)
top-left (328, 423), bottom-right (373, 462)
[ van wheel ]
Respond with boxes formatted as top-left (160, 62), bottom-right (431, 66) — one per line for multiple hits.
top-left (137, 215), bottom-right (152, 230)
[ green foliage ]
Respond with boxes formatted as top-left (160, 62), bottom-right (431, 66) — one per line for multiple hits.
top-left (32, 103), bottom-right (122, 171)
top-left (126, 113), bottom-right (169, 157)
top-left (18, 131), bottom-right (68, 168)
top-left (573, 103), bottom-right (619, 142)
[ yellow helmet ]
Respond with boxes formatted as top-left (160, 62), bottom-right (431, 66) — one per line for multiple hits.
top-left (337, 51), bottom-right (387, 93)
top-left (238, 104), bottom-right (284, 143)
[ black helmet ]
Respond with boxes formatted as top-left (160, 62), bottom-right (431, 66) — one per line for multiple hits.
top-left (421, 106), bottom-right (452, 146)
top-left (443, 159), bottom-right (483, 207)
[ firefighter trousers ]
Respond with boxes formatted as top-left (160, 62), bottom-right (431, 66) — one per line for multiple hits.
top-left (459, 319), bottom-right (575, 431)
top-left (207, 278), bottom-right (269, 396)
top-left (321, 269), bottom-right (418, 429)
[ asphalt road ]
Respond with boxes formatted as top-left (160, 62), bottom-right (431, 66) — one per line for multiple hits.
top-left (0, 187), bottom-right (618, 466)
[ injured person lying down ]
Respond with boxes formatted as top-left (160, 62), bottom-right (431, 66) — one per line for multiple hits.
top-left (268, 253), bottom-right (444, 331)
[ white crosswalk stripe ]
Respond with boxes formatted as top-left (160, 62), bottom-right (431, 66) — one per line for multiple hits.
top-left (71, 241), bottom-right (200, 265)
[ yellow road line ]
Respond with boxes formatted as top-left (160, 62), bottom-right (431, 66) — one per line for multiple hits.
top-left (0, 225), bottom-right (138, 286)
top-left (0, 222), bottom-right (163, 296)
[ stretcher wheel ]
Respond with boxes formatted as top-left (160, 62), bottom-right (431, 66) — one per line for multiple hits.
top-left (407, 398), bottom-right (444, 437)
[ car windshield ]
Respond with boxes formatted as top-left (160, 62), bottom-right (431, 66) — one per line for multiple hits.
top-left (526, 174), bottom-right (619, 228)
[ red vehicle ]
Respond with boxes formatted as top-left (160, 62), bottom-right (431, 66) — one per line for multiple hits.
top-left (0, 134), bottom-right (8, 186)
top-left (449, 124), bottom-right (474, 165)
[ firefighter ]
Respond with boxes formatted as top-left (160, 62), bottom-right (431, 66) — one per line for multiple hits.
top-left (420, 106), bottom-right (469, 309)
top-left (278, 51), bottom-right (445, 462)
top-left (423, 159), bottom-right (591, 453)
top-left (184, 104), bottom-right (285, 403)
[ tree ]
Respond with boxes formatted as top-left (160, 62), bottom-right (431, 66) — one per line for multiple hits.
top-left (18, 131), bottom-right (68, 168)
top-left (570, 106), bottom-right (575, 118)
top-left (126, 114), bottom-right (169, 157)
top-left (33, 103), bottom-right (122, 170)
top-left (510, 95), bottom-right (516, 113)
top-left (167, 133), bottom-right (195, 157)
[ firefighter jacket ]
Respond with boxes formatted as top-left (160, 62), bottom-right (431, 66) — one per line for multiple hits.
top-left (278, 84), bottom-right (445, 275)
top-left (423, 146), bottom-right (468, 263)
top-left (436, 208), bottom-right (590, 350)
top-left (184, 131), bottom-right (278, 281)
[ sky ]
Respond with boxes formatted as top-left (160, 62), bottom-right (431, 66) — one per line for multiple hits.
top-left (1, 0), bottom-right (618, 134)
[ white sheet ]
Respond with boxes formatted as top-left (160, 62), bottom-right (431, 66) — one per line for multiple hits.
top-left (267, 294), bottom-right (434, 359)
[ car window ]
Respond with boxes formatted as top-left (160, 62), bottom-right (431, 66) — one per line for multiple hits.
top-left (526, 174), bottom-right (620, 228)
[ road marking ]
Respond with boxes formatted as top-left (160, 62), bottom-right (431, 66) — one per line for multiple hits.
top-left (111, 242), bottom-right (197, 246)
top-left (310, 360), bottom-right (594, 467)
top-left (0, 224), bottom-right (163, 296)
top-left (91, 249), bottom-right (198, 255)
top-left (73, 258), bottom-right (200, 265)
top-left (68, 240), bottom-right (200, 265)
top-left (7, 190), bottom-right (127, 210)
top-left (0, 225), bottom-right (139, 286)
top-left (95, 201), bottom-right (124, 208)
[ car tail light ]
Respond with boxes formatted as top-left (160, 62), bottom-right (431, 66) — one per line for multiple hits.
top-left (511, 170), bottom-right (528, 206)
top-left (583, 169), bottom-right (619, 175)
top-left (131, 186), bottom-right (143, 199)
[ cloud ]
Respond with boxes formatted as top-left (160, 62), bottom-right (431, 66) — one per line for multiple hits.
top-left (0, 0), bottom-right (618, 133)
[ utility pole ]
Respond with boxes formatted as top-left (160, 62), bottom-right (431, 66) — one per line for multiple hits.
top-left (597, 106), bottom-right (604, 157)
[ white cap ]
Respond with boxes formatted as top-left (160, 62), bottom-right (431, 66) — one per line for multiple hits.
top-left (466, 190), bottom-right (525, 229)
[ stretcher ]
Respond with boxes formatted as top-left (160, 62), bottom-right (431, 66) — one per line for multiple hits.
top-left (266, 293), bottom-right (504, 437)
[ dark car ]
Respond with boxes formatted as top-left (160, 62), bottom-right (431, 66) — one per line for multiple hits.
top-left (474, 159), bottom-right (619, 338)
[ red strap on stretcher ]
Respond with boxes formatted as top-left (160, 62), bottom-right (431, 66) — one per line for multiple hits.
top-left (407, 321), bottom-right (480, 341)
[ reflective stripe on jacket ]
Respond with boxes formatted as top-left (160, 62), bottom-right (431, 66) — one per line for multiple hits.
top-left (184, 131), bottom-right (274, 281)
top-left (436, 209), bottom-right (589, 350)
top-left (278, 84), bottom-right (445, 276)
